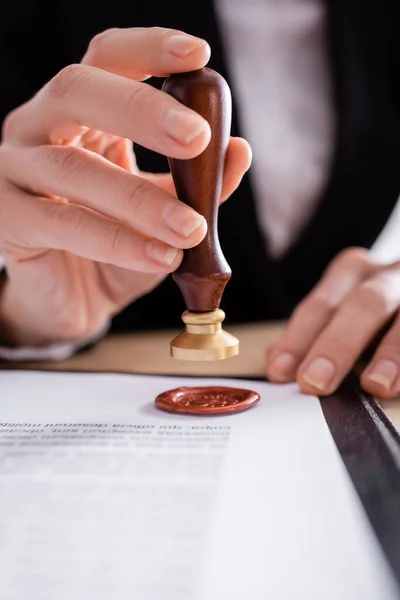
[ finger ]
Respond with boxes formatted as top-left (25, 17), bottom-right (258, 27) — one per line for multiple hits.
top-left (80, 132), bottom-right (121, 157)
top-left (141, 172), bottom-right (176, 196)
top-left (80, 131), bottom-right (137, 171)
top-left (220, 137), bottom-right (252, 201)
top-left (82, 27), bottom-right (211, 80)
top-left (4, 145), bottom-right (207, 250)
top-left (2, 188), bottom-right (184, 274)
top-left (5, 64), bottom-right (210, 158)
top-left (361, 312), bottom-right (400, 399)
top-left (141, 136), bottom-right (252, 199)
top-left (103, 137), bottom-right (137, 171)
top-left (296, 268), bottom-right (400, 396)
top-left (266, 248), bottom-right (376, 382)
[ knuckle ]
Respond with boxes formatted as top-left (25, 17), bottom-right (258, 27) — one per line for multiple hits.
top-left (121, 83), bottom-right (150, 116)
top-left (47, 64), bottom-right (90, 100)
top-left (147, 26), bottom-right (173, 39)
top-left (49, 204), bottom-right (87, 241)
top-left (334, 246), bottom-right (372, 268)
top-left (42, 145), bottom-right (87, 181)
top-left (54, 207), bottom-right (76, 234)
top-left (295, 293), bottom-right (336, 320)
top-left (149, 26), bottom-right (168, 35)
top-left (101, 224), bottom-right (128, 256)
top-left (1, 106), bottom-right (23, 141)
top-left (348, 279), bottom-right (390, 318)
top-left (134, 27), bottom-right (176, 53)
top-left (87, 28), bottom-right (119, 55)
top-left (120, 178), bottom-right (149, 214)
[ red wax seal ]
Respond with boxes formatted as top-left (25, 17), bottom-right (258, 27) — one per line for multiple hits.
top-left (155, 386), bottom-right (260, 415)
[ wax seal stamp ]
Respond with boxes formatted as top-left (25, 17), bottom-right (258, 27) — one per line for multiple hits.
top-left (155, 386), bottom-right (260, 415)
top-left (163, 68), bottom-right (239, 361)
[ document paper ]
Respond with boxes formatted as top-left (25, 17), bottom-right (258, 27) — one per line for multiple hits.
top-left (0, 371), bottom-right (398, 600)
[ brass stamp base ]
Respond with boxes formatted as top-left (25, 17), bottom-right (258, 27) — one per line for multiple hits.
top-left (171, 309), bottom-right (239, 361)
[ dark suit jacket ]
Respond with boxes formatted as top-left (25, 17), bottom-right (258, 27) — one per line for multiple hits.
top-left (1, 0), bottom-right (399, 331)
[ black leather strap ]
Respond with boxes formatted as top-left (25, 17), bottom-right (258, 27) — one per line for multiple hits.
top-left (321, 375), bottom-right (400, 590)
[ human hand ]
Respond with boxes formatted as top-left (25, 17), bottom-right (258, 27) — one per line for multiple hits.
top-left (0, 27), bottom-right (251, 346)
top-left (266, 248), bottom-right (400, 399)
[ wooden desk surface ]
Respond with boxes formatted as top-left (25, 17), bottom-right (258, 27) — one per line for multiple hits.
top-left (2, 321), bottom-right (400, 430)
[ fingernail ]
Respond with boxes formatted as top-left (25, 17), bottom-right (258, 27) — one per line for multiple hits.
top-left (163, 203), bottom-right (206, 237)
top-left (163, 108), bottom-right (210, 145)
top-left (269, 352), bottom-right (297, 381)
top-left (165, 35), bottom-right (208, 58)
top-left (367, 359), bottom-right (398, 389)
top-left (147, 241), bottom-right (179, 266)
top-left (302, 357), bottom-right (336, 392)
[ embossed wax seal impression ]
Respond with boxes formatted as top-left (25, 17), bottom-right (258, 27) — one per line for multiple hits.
top-left (155, 386), bottom-right (260, 415)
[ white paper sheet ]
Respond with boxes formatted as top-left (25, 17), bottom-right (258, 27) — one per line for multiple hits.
top-left (0, 371), bottom-right (398, 600)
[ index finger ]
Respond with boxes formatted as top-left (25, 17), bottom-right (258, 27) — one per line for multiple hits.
top-left (266, 249), bottom-right (375, 382)
top-left (3, 27), bottom-right (211, 151)
top-left (82, 27), bottom-right (211, 80)
top-left (297, 270), bottom-right (400, 395)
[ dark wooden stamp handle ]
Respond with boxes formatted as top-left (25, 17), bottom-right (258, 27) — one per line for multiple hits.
top-left (162, 68), bottom-right (232, 313)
